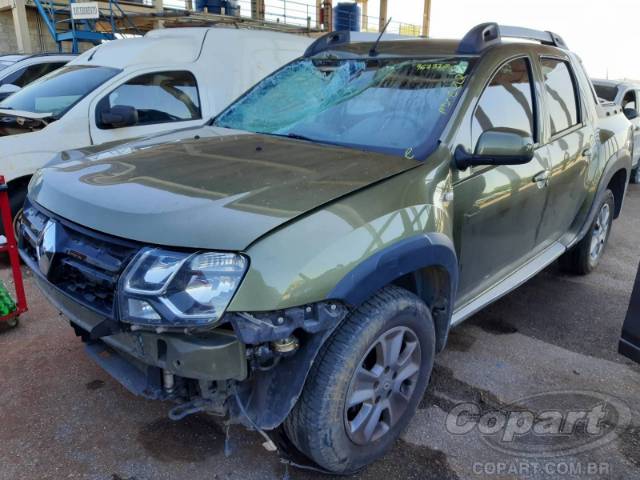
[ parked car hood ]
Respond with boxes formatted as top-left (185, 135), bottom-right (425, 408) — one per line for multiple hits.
top-left (29, 127), bottom-right (420, 250)
top-left (0, 109), bottom-right (53, 136)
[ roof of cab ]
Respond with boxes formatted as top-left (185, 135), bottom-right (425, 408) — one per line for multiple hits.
top-left (592, 78), bottom-right (640, 89)
top-left (71, 27), bottom-right (311, 69)
top-left (319, 39), bottom-right (465, 58)
top-left (305, 23), bottom-right (568, 59)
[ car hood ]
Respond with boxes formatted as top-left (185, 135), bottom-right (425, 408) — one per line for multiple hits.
top-left (0, 109), bottom-right (54, 137)
top-left (30, 127), bottom-right (420, 250)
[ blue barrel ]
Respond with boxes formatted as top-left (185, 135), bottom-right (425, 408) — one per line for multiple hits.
top-left (195, 0), bottom-right (240, 16)
top-left (333, 2), bottom-right (361, 32)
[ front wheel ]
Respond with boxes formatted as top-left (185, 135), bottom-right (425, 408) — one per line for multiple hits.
top-left (559, 189), bottom-right (615, 275)
top-left (632, 166), bottom-right (640, 185)
top-left (284, 286), bottom-right (435, 474)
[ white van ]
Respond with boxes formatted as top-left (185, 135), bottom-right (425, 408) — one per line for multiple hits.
top-left (0, 28), bottom-right (311, 216)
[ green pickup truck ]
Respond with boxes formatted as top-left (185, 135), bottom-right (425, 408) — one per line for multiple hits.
top-left (19, 23), bottom-right (634, 474)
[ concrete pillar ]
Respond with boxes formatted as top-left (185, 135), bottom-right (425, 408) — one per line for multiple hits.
top-left (316, 0), bottom-right (322, 29)
top-left (422, 0), bottom-right (431, 37)
top-left (359, 0), bottom-right (368, 31)
top-left (12, 0), bottom-right (32, 53)
top-left (251, 0), bottom-right (265, 20)
top-left (153, 0), bottom-right (164, 29)
top-left (378, 0), bottom-right (387, 32)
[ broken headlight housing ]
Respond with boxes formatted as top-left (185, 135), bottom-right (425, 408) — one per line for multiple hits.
top-left (118, 248), bottom-right (248, 327)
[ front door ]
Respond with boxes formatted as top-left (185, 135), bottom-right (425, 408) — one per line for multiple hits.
top-left (454, 57), bottom-right (550, 305)
top-left (536, 57), bottom-right (593, 244)
top-left (89, 70), bottom-right (205, 146)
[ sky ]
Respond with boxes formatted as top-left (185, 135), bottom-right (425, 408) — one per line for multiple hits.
top-left (344, 0), bottom-right (639, 80)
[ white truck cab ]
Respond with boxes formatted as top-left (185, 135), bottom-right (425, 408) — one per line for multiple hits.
top-left (0, 53), bottom-right (75, 101)
top-left (0, 28), bottom-right (311, 216)
top-left (592, 78), bottom-right (640, 183)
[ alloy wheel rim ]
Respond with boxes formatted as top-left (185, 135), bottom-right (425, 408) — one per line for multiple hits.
top-left (344, 325), bottom-right (422, 445)
top-left (589, 202), bottom-right (610, 263)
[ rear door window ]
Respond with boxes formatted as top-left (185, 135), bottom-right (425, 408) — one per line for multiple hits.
top-left (540, 58), bottom-right (580, 135)
top-left (96, 71), bottom-right (201, 129)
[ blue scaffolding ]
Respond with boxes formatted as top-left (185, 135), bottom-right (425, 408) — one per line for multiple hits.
top-left (33, 0), bottom-right (142, 53)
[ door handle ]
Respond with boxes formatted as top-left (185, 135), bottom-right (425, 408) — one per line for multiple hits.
top-left (533, 170), bottom-right (550, 189)
top-left (581, 145), bottom-right (592, 158)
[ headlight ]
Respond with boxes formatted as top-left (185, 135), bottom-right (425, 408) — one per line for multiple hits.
top-left (118, 248), bottom-right (248, 327)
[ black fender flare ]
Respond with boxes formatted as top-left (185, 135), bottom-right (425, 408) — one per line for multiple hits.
top-left (571, 151), bottom-right (631, 248)
top-left (239, 233), bottom-right (459, 430)
top-left (328, 232), bottom-right (459, 312)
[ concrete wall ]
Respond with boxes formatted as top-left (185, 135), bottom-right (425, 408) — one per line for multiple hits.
top-left (0, 8), bottom-right (68, 53)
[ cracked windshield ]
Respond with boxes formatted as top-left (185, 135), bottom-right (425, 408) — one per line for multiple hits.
top-left (215, 57), bottom-right (473, 158)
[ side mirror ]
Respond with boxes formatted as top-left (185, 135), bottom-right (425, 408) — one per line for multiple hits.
top-left (624, 108), bottom-right (639, 121)
top-left (455, 128), bottom-right (535, 170)
top-left (100, 105), bottom-right (138, 128)
top-left (0, 83), bottom-right (21, 101)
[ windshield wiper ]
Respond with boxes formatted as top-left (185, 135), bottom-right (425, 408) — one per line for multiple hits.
top-left (286, 133), bottom-right (316, 142)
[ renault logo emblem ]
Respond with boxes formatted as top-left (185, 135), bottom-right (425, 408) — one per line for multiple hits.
top-left (36, 220), bottom-right (57, 276)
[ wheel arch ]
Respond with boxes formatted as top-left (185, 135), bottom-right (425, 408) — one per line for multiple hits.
top-left (607, 168), bottom-right (628, 218)
top-left (328, 233), bottom-right (459, 352)
top-left (7, 174), bottom-right (31, 192)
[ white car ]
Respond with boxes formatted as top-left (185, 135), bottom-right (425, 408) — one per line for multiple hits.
top-left (0, 28), bottom-right (311, 218)
top-left (0, 53), bottom-right (75, 101)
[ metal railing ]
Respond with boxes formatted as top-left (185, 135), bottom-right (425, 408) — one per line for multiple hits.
top-left (177, 0), bottom-right (423, 35)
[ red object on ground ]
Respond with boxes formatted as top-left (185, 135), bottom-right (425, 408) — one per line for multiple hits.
top-left (0, 175), bottom-right (27, 322)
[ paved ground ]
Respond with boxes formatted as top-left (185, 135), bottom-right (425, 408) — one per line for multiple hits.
top-left (1, 186), bottom-right (639, 480)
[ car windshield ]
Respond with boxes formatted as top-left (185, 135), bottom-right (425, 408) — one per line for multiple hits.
top-left (214, 57), bottom-right (474, 158)
top-left (0, 65), bottom-right (119, 117)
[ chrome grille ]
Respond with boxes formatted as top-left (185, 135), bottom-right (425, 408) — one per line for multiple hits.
top-left (19, 203), bottom-right (139, 317)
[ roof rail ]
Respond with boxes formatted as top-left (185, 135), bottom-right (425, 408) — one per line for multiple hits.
top-left (457, 23), bottom-right (567, 54)
top-left (303, 31), bottom-right (415, 57)
top-left (0, 52), bottom-right (77, 60)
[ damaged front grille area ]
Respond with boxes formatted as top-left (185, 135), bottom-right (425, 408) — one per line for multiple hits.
top-left (19, 201), bottom-right (139, 317)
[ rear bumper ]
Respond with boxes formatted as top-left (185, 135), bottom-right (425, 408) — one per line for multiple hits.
top-left (28, 260), bottom-right (248, 390)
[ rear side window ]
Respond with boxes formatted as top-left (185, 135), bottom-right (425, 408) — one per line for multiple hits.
top-left (96, 71), bottom-right (201, 129)
top-left (593, 84), bottom-right (618, 102)
top-left (1, 61), bottom-right (66, 87)
top-left (540, 59), bottom-right (579, 135)
top-left (471, 57), bottom-right (535, 150)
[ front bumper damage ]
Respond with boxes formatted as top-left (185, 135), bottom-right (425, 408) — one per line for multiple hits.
top-left (18, 203), bottom-right (350, 473)
top-left (28, 259), bottom-right (348, 427)
top-left (31, 271), bottom-right (247, 410)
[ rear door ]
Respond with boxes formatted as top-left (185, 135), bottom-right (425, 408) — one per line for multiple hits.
top-left (89, 69), bottom-right (205, 146)
top-left (620, 262), bottom-right (640, 363)
top-left (535, 56), bottom-right (594, 245)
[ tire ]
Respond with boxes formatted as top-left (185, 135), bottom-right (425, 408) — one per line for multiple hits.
top-left (1, 183), bottom-right (27, 237)
top-left (559, 189), bottom-right (615, 275)
top-left (284, 286), bottom-right (435, 474)
top-left (632, 166), bottom-right (640, 185)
